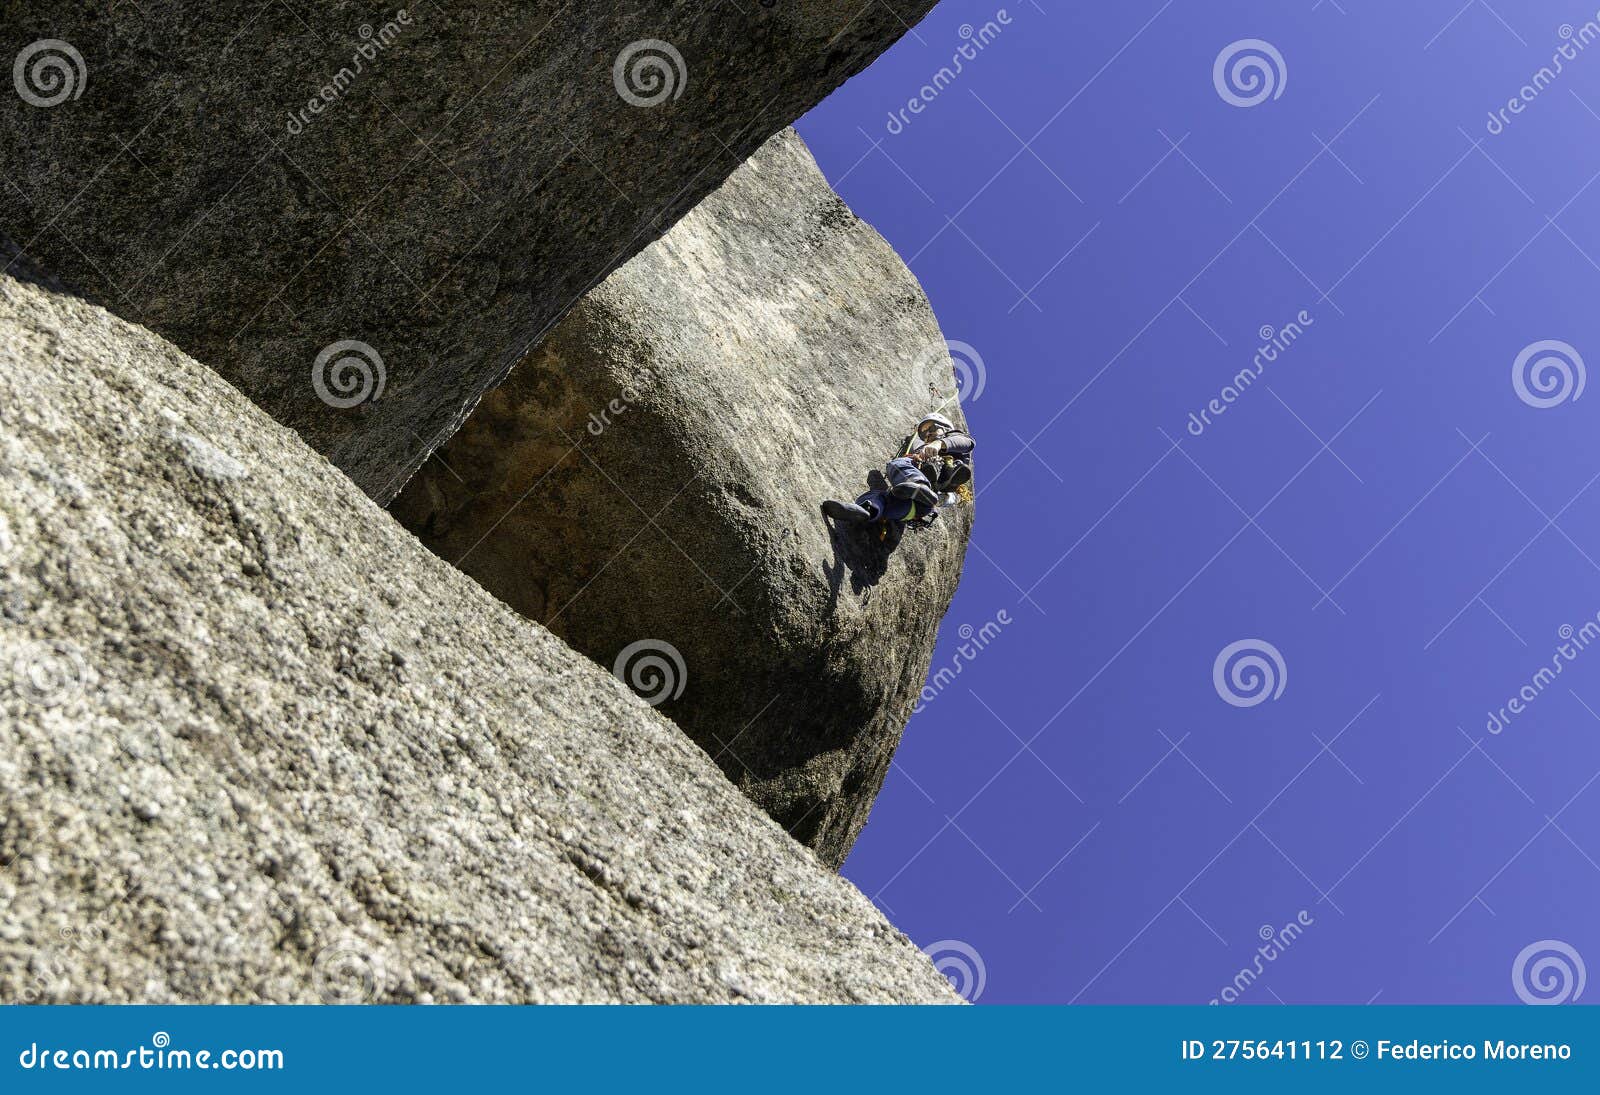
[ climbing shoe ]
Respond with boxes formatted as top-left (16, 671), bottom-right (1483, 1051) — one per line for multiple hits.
top-left (821, 499), bottom-right (871, 524)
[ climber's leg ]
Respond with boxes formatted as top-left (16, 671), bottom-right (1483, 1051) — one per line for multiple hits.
top-left (822, 498), bottom-right (872, 523)
top-left (859, 490), bottom-right (912, 523)
top-left (884, 456), bottom-right (938, 509)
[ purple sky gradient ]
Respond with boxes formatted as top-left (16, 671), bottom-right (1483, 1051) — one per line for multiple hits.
top-left (798, 0), bottom-right (1600, 1005)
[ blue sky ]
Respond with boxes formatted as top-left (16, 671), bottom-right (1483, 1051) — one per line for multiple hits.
top-left (799, 0), bottom-right (1600, 1004)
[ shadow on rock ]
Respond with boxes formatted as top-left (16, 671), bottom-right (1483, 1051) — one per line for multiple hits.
top-left (821, 469), bottom-right (899, 602)
top-left (822, 516), bottom-right (892, 601)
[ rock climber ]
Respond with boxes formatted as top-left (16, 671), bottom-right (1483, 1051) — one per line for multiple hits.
top-left (821, 412), bottom-right (974, 542)
top-left (898, 411), bottom-right (974, 496)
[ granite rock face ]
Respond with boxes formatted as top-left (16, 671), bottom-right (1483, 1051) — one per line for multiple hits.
top-left (0, 249), bottom-right (959, 1004)
top-left (0, 2), bottom-right (934, 500)
top-left (393, 130), bottom-right (973, 869)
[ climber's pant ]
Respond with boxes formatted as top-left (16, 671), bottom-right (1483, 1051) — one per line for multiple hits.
top-left (856, 488), bottom-right (922, 523)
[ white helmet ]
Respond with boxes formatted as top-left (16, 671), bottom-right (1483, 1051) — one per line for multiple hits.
top-left (916, 412), bottom-right (955, 442)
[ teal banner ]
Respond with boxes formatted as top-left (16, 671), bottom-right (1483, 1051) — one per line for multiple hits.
top-left (1, 1006), bottom-right (1594, 1090)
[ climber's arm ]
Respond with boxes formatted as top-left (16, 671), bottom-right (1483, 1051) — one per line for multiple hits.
top-left (940, 431), bottom-right (974, 458)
